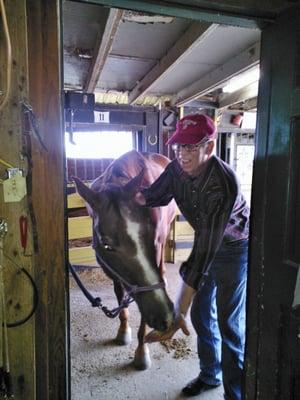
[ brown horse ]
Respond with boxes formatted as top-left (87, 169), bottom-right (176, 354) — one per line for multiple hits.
top-left (73, 150), bottom-right (176, 369)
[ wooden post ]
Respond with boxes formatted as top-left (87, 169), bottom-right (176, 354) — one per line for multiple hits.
top-left (26, 1), bottom-right (68, 399)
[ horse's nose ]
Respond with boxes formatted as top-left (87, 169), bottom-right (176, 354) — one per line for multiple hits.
top-left (151, 314), bottom-right (174, 332)
top-left (159, 320), bottom-right (170, 332)
top-left (153, 319), bottom-right (167, 332)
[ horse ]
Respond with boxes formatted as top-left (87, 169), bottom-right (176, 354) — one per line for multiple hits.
top-left (73, 150), bottom-right (177, 370)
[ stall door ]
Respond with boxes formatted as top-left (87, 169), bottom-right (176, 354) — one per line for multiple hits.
top-left (245, 5), bottom-right (300, 399)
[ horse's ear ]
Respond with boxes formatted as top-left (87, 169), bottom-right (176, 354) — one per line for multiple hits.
top-left (73, 176), bottom-right (98, 209)
top-left (124, 169), bottom-right (144, 197)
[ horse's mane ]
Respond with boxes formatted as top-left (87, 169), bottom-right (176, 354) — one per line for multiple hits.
top-left (91, 150), bottom-right (169, 192)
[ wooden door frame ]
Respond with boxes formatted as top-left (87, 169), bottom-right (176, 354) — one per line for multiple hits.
top-left (63, 1), bottom-right (266, 399)
top-left (60, 1), bottom-right (297, 399)
top-left (27, 1), bottom-right (68, 399)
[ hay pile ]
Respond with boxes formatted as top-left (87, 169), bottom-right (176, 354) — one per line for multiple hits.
top-left (160, 338), bottom-right (192, 359)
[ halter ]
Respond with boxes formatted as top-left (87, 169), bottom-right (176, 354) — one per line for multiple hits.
top-left (71, 172), bottom-right (166, 317)
top-left (69, 247), bottom-right (165, 318)
top-left (95, 247), bottom-right (165, 294)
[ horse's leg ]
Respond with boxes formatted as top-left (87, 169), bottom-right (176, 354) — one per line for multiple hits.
top-left (133, 317), bottom-right (151, 370)
top-left (113, 280), bottom-right (132, 345)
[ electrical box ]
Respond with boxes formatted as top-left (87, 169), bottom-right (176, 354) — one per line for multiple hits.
top-left (65, 91), bottom-right (95, 123)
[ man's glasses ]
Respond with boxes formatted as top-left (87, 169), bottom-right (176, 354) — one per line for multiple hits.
top-left (171, 140), bottom-right (209, 153)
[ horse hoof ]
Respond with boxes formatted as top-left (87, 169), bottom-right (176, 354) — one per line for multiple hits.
top-left (133, 348), bottom-right (151, 370)
top-left (115, 327), bottom-right (132, 345)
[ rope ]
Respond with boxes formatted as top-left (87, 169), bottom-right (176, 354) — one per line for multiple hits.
top-left (69, 251), bottom-right (165, 318)
top-left (0, 159), bottom-right (13, 169)
top-left (68, 262), bottom-right (134, 318)
top-left (0, 158), bottom-right (15, 186)
top-left (22, 102), bottom-right (48, 152)
top-left (0, 0), bottom-right (12, 112)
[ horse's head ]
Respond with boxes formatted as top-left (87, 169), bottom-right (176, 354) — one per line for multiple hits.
top-left (73, 174), bottom-right (175, 331)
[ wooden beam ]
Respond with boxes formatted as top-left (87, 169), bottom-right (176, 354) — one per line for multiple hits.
top-left (73, 0), bottom-right (276, 28)
top-left (68, 216), bottom-right (92, 240)
top-left (27, 1), bottom-right (67, 399)
top-left (173, 41), bottom-right (260, 106)
top-left (84, 8), bottom-right (123, 92)
top-left (69, 246), bottom-right (96, 265)
top-left (128, 22), bottom-right (218, 104)
top-left (218, 81), bottom-right (258, 109)
top-left (226, 96), bottom-right (257, 111)
top-left (67, 192), bottom-right (86, 209)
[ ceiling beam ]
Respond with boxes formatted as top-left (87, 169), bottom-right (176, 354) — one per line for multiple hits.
top-left (218, 81), bottom-right (258, 109)
top-left (227, 96), bottom-right (257, 111)
top-left (128, 22), bottom-right (218, 105)
top-left (173, 41), bottom-right (260, 106)
top-left (84, 8), bottom-right (123, 92)
top-left (74, 0), bottom-right (276, 28)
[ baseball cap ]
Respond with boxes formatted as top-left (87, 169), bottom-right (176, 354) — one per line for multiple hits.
top-left (166, 114), bottom-right (216, 145)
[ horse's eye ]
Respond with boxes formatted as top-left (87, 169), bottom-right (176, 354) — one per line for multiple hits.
top-left (103, 243), bottom-right (113, 251)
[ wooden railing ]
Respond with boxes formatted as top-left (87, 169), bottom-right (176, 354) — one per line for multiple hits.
top-left (68, 189), bottom-right (97, 266)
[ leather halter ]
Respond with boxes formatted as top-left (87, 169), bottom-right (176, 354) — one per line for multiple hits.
top-left (69, 248), bottom-right (165, 318)
top-left (95, 247), bottom-right (166, 295)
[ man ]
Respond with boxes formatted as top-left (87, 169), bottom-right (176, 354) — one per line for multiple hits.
top-left (136, 113), bottom-right (249, 400)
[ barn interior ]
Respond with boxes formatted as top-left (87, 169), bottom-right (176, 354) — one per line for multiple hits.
top-left (64, 6), bottom-right (260, 397)
top-left (64, 1), bottom-right (260, 268)
top-left (0, 1), bottom-right (300, 400)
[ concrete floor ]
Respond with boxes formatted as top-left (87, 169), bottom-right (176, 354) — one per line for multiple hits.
top-left (70, 263), bottom-right (224, 400)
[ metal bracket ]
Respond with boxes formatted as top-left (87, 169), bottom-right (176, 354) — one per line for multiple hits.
top-left (7, 168), bottom-right (23, 179)
top-left (0, 218), bottom-right (8, 238)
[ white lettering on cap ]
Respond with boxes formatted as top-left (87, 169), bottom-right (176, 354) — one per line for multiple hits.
top-left (181, 119), bottom-right (197, 130)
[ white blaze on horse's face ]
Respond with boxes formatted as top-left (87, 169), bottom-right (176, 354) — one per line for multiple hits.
top-left (125, 218), bottom-right (165, 302)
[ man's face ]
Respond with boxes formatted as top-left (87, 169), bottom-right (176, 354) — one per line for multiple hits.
top-left (172, 141), bottom-right (213, 177)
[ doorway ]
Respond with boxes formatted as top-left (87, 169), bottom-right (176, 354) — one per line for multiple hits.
top-left (63, 2), bottom-right (261, 399)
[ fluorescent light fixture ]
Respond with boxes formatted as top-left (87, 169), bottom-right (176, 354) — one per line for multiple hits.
top-left (222, 68), bottom-right (260, 94)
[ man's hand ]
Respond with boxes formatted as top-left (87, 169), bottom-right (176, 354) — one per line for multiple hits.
top-left (144, 313), bottom-right (190, 343)
top-left (145, 281), bottom-right (195, 343)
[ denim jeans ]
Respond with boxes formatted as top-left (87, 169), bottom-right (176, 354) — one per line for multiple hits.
top-left (190, 239), bottom-right (248, 400)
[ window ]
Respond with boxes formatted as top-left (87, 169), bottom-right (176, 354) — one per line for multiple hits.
top-left (65, 131), bottom-right (134, 159)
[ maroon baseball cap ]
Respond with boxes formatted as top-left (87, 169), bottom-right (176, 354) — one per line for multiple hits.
top-left (166, 114), bottom-right (216, 145)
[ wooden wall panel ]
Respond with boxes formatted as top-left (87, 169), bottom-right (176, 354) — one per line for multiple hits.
top-left (0, 1), bottom-right (35, 399)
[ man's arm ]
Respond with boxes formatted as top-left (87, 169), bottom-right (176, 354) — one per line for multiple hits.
top-left (140, 163), bottom-right (174, 207)
top-left (175, 281), bottom-right (196, 317)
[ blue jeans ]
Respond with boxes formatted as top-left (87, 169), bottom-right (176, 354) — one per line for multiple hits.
top-left (190, 240), bottom-right (248, 400)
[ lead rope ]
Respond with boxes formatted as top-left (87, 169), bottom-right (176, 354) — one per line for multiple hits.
top-left (69, 250), bottom-right (165, 318)
top-left (0, 233), bottom-right (13, 398)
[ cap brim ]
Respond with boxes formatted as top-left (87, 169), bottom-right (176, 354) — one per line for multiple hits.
top-left (165, 133), bottom-right (177, 145)
top-left (166, 131), bottom-right (204, 145)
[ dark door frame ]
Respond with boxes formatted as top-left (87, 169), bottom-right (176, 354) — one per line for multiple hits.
top-left (63, 2), bottom-right (299, 400)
